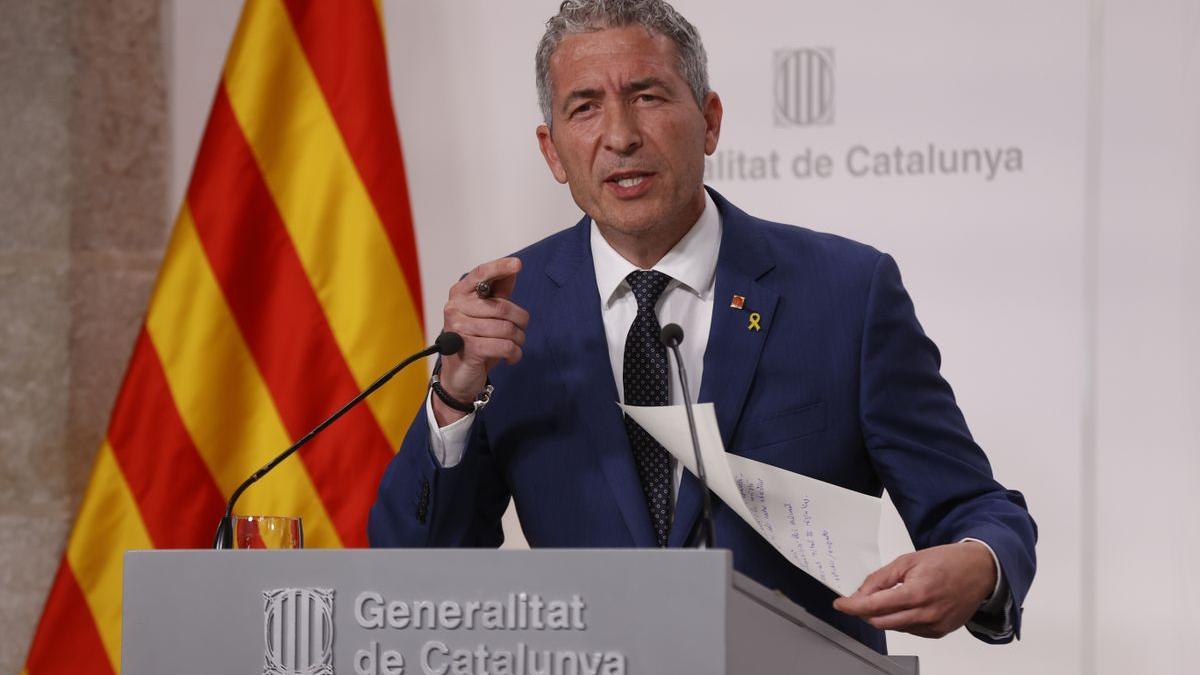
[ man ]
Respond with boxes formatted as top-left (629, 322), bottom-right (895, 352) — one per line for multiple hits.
top-left (370, 0), bottom-right (1036, 653)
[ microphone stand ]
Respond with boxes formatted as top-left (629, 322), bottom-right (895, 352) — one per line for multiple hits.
top-left (661, 325), bottom-right (716, 549)
top-left (213, 334), bottom-right (462, 548)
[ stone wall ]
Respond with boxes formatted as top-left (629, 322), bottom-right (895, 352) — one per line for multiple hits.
top-left (0, 0), bottom-right (167, 670)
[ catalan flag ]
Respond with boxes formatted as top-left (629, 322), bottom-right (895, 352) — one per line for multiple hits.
top-left (22, 2), bottom-right (425, 672)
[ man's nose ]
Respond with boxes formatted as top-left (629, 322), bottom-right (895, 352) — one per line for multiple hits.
top-left (601, 104), bottom-right (642, 156)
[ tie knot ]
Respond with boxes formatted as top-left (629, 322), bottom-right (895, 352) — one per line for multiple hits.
top-left (625, 270), bottom-right (671, 312)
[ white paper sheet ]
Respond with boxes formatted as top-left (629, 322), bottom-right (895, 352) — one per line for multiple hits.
top-left (621, 402), bottom-right (882, 597)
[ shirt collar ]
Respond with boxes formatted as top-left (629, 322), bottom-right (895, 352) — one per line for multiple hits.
top-left (591, 190), bottom-right (722, 307)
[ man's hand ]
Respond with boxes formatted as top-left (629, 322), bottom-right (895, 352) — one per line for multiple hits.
top-left (434, 257), bottom-right (529, 426)
top-left (832, 541), bottom-right (997, 638)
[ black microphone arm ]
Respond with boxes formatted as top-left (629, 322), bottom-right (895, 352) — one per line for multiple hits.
top-left (660, 324), bottom-right (716, 549)
top-left (212, 331), bottom-right (465, 549)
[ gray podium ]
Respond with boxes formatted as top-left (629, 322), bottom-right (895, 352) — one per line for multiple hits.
top-left (123, 549), bottom-right (917, 675)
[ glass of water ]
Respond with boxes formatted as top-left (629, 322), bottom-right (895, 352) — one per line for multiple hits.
top-left (232, 515), bottom-right (303, 549)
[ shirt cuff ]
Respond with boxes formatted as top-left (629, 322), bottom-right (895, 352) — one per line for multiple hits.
top-left (425, 390), bottom-right (474, 468)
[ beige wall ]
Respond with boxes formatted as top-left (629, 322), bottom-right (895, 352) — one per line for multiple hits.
top-left (0, 0), bottom-right (167, 670)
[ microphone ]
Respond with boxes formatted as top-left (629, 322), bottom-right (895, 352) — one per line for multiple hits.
top-left (660, 324), bottom-right (684, 349)
top-left (212, 332), bottom-right (464, 548)
top-left (659, 324), bottom-right (716, 549)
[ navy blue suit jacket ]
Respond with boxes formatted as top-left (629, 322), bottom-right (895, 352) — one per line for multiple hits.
top-left (369, 189), bottom-right (1037, 653)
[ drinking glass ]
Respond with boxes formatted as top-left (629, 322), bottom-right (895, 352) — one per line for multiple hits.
top-left (232, 515), bottom-right (304, 549)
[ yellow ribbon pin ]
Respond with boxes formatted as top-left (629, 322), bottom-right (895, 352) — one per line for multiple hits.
top-left (748, 312), bottom-right (762, 331)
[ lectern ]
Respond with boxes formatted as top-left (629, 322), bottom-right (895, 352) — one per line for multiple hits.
top-left (123, 549), bottom-right (918, 674)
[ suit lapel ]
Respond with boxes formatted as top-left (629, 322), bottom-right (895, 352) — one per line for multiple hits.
top-left (669, 190), bottom-right (778, 547)
top-left (544, 219), bottom-right (657, 547)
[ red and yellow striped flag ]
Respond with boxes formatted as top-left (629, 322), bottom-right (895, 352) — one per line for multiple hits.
top-left (22, 2), bottom-right (425, 672)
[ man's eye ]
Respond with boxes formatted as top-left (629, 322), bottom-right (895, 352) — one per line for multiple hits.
top-left (635, 94), bottom-right (660, 103)
top-left (570, 103), bottom-right (595, 117)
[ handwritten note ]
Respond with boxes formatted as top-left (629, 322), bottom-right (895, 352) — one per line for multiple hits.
top-left (620, 403), bottom-right (881, 597)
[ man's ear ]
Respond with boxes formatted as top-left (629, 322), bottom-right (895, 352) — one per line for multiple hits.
top-left (536, 124), bottom-right (569, 184)
top-left (702, 91), bottom-right (723, 156)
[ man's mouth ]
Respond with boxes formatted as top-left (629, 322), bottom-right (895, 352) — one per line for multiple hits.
top-left (605, 171), bottom-right (655, 198)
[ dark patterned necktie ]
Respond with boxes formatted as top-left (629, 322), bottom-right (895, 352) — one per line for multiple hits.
top-left (622, 270), bottom-right (674, 547)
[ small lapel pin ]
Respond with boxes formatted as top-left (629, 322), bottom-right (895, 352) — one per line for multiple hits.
top-left (730, 294), bottom-right (745, 310)
top-left (748, 312), bottom-right (762, 332)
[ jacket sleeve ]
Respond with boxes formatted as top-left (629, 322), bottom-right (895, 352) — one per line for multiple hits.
top-left (367, 398), bottom-right (510, 548)
top-left (859, 253), bottom-right (1038, 642)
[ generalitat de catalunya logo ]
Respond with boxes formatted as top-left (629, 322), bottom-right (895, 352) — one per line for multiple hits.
top-left (263, 588), bottom-right (335, 675)
top-left (774, 48), bottom-right (835, 127)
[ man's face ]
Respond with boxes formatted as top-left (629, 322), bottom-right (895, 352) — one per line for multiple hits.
top-left (537, 26), bottom-right (722, 239)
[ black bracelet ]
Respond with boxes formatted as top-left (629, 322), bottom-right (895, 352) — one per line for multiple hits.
top-left (430, 359), bottom-right (493, 413)
top-left (430, 377), bottom-right (477, 413)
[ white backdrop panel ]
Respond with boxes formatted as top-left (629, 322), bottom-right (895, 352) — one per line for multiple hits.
top-left (167, 2), bottom-right (1197, 673)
